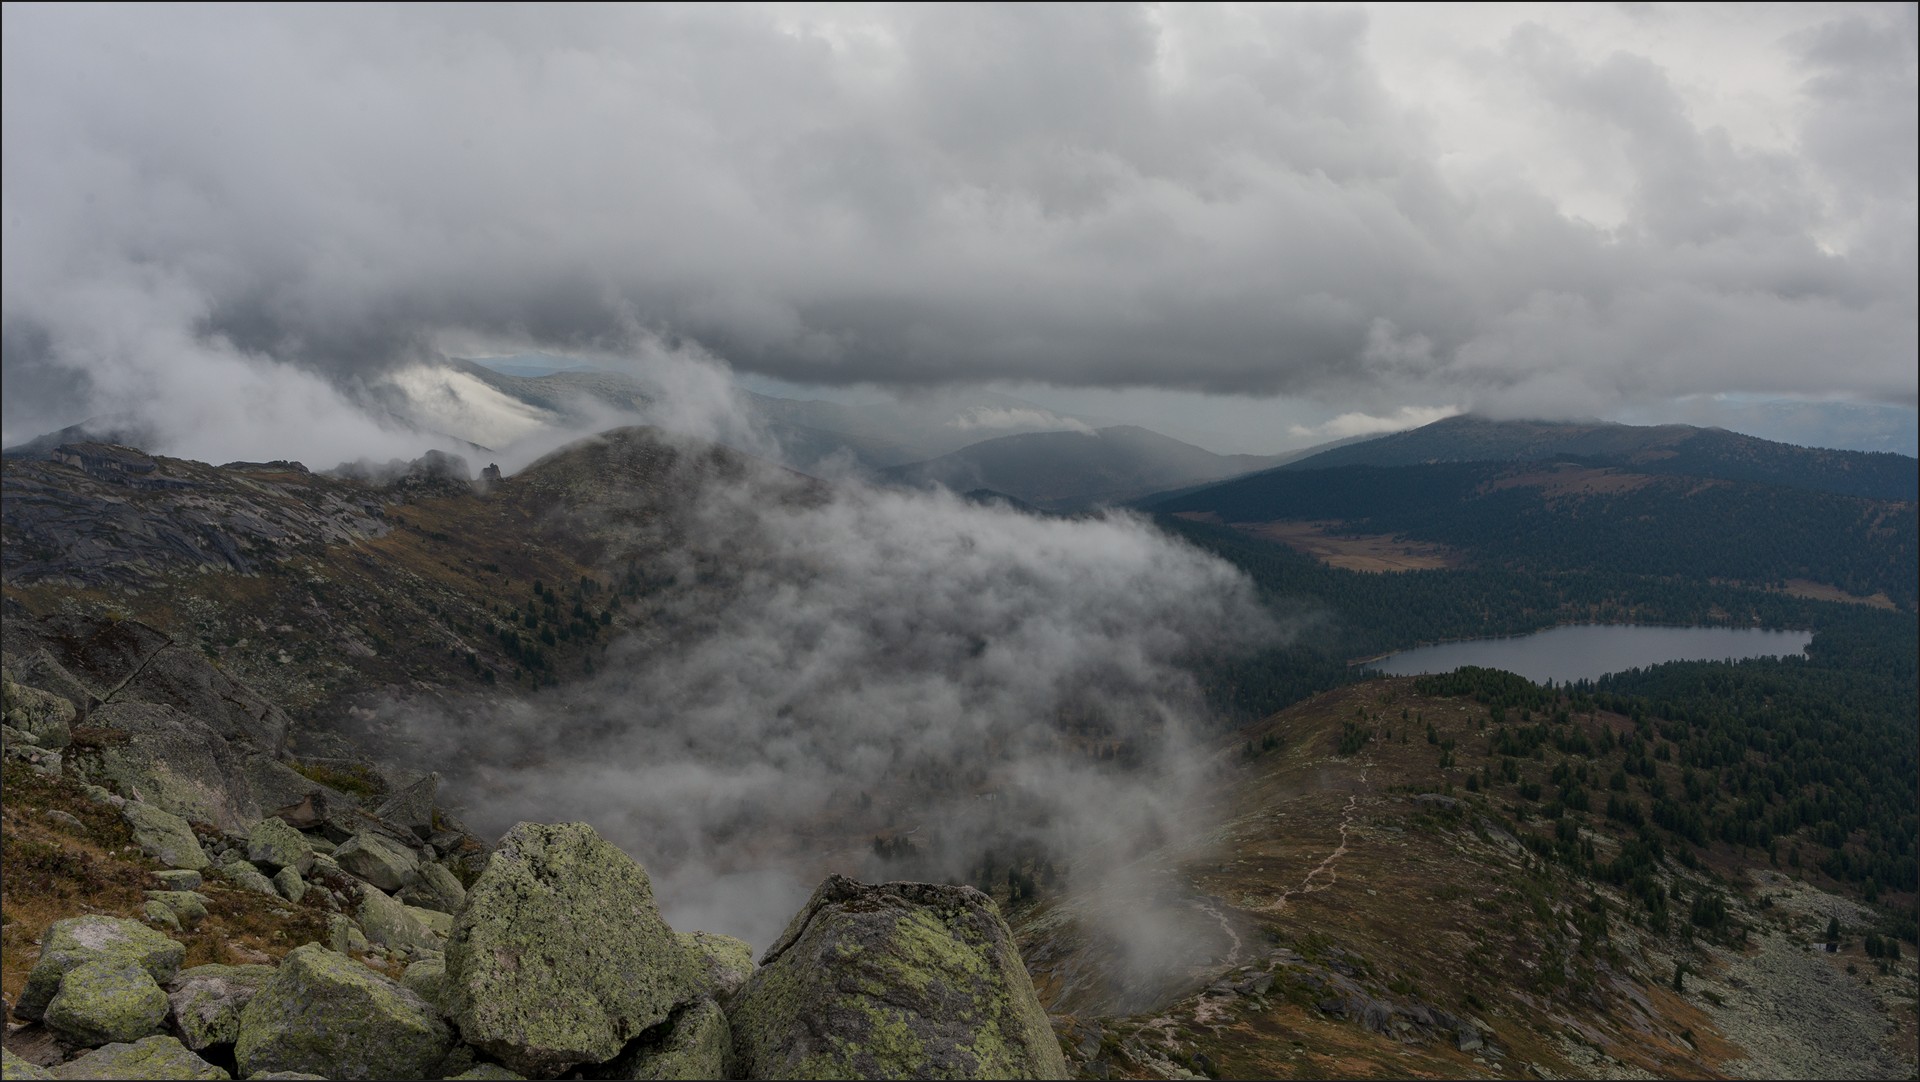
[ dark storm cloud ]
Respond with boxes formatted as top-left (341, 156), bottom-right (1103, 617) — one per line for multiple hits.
top-left (2, 3), bottom-right (1914, 452)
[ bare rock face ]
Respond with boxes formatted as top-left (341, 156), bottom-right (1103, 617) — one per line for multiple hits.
top-left (444, 822), bottom-right (702, 1077)
top-left (728, 875), bottom-right (1069, 1080)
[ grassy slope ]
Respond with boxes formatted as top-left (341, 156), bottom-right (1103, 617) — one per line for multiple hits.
top-left (1022, 676), bottom-right (1919, 1080)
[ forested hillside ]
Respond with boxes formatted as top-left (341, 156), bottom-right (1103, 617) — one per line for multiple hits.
top-left (1149, 460), bottom-right (1917, 608)
top-left (1279, 415), bottom-right (1918, 502)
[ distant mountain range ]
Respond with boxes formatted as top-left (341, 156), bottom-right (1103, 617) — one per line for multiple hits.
top-left (1275, 414), bottom-right (1917, 502)
top-left (1141, 415), bottom-right (1918, 609)
top-left (881, 426), bottom-right (1343, 510)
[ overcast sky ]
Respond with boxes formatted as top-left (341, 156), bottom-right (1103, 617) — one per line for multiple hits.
top-left (4, 2), bottom-right (1915, 458)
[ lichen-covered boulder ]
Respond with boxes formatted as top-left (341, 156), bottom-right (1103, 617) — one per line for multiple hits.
top-left (399, 956), bottom-right (453, 1017)
top-left (407, 904), bottom-right (452, 939)
top-left (445, 821), bottom-right (702, 1077)
top-left (606, 997), bottom-right (731, 1080)
top-left (216, 857), bottom-right (279, 897)
top-left (399, 861), bottom-right (467, 914)
top-left (153, 869), bottom-right (203, 891)
top-left (167, 964), bottom-right (274, 1051)
top-left (46, 1034), bottom-right (228, 1079)
top-left (326, 914), bottom-right (369, 956)
top-left (447, 1065), bottom-right (525, 1081)
top-left (374, 772), bottom-right (439, 839)
top-left (2, 677), bottom-right (74, 748)
top-left (334, 831), bottom-right (419, 892)
top-left (729, 875), bottom-right (1068, 1080)
top-left (681, 930), bottom-right (755, 1001)
top-left (245, 818), bottom-right (315, 875)
top-left (123, 803), bottom-right (211, 872)
top-left (16, 916), bottom-right (185, 1021)
top-left (2, 1046), bottom-right (55, 1080)
top-left (143, 891), bottom-right (209, 932)
top-left (234, 943), bottom-right (452, 1080)
top-left (357, 884), bottom-right (440, 954)
top-left (272, 866), bottom-right (307, 903)
top-left (43, 959), bottom-right (170, 1045)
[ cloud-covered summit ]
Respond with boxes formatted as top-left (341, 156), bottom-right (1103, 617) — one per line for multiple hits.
top-left (3, 4), bottom-right (1913, 460)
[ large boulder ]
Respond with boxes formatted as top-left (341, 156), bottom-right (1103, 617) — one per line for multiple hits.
top-left (729, 875), bottom-right (1068, 1080)
top-left (234, 943), bottom-right (453, 1081)
top-left (123, 803), bottom-right (211, 872)
top-left (17, 613), bottom-right (287, 752)
top-left (2, 676), bottom-right (74, 748)
top-left (47, 1035), bottom-right (228, 1079)
top-left (334, 831), bottom-right (420, 892)
top-left (167, 964), bottom-right (274, 1051)
top-left (16, 916), bottom-right (185, 1022)
top-left (43, 959), bottom-right (171, 1045)
top-left (79, 702), bottom-right (325, 832)
top-left (245, 818), bottom-right (314, 875)
top-left (445, 822), bottom-right (702, 1077)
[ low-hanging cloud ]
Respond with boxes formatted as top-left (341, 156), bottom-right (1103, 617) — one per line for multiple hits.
top-left (3, 4), bottom-right (1913, 455)
top-left (388, 444), bottom-right (1282, 1000)
top-left (946, 405), bottom-right (1096, 435)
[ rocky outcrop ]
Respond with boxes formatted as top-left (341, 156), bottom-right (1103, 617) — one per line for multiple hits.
top-left (445, 821), bottom-right (702, 1077)
top-left (16, 916), bottom-right (186, 1022)
top-left (234, 943), bottom-right (453, 1081)
top-left (730, 875), bottom-right (1068, 1081)
top-left (78, 702), bottom-right (319, 833)
top-left (605, 997), bottom-right (733, 1081)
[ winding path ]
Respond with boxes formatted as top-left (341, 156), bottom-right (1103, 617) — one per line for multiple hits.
top-left (1262, 761), bottom-right (1369, 914)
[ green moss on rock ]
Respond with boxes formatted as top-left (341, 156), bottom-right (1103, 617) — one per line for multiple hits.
top-left (729, 875), bottom-right (1068, 1080)
top-left (445, 821), bottom-right (701, 1077)
top-left (234, 943), bottom-right (452, 1081)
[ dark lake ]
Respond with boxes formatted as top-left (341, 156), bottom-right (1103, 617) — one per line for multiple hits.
top-left (1366, 624), bottom-right (1814, 685)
